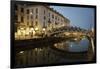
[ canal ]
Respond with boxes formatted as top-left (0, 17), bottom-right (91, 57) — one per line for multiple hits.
top-left (15, 37), bottom-right (95, 68)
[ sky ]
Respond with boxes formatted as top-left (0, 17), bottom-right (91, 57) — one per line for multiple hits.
top-left (50, 6), bottom-right (95, 30)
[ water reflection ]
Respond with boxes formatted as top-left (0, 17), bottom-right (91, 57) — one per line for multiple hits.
top-left (15, 37), bottom-right (94, 67)
top-left (68, 38), bottom-right (89, 52)
top-left (54, 38), bottom-right (89, 52)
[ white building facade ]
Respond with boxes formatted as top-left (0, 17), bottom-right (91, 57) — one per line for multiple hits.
top-left (15, 4), bottom-right (70, 39)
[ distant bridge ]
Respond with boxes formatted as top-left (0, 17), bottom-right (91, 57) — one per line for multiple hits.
top-left (47, 26), bottom-right (87, 37)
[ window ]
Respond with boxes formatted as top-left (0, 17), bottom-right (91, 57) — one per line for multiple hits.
top-left (62, 19), bottom-right (63, 22)
top-left (32, 9), bottom-right (34, 13)
top-left (36, 8), bottom-right (38, 14)
top-left (21, 16), bottom-right (23, 22)
top-left (55, 16), bottom-right (57, 20)
top-left (43, 22), bottom-right (45, 27)
top-left (58, 18), bottom-right (59, 21)
top-left (55, 22), bottom-right (58, 25)
top-left (44, 10), bottom-right (45, 14)
top-left (36, 15), bottom-right (38, 19)
top-left (49, 13), bottom-right (50, 17)
top-left (27, 22), bottom-right (29, 25)
top-left (31, 21), bottom-right (34, 26)
top-left (27, 9), bottom-right (29, 14)
top-left (31, 15), bottom-right (33, 19)
top-left (35, 21), bottom-right (38, 26)
top-left (48, 18), bottom-right (51, 23)
top-left (44, 16), bottom-right (46, 20)
top-left (21, 7), bottom-right (24, 12)
top-left (52, 14), bottom-right (54, 18)
top-left (27, 15), bottom-right (29, 20)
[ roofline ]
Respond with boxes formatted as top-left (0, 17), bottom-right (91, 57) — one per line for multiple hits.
top-left (18, 4), bottom-right (70, 23)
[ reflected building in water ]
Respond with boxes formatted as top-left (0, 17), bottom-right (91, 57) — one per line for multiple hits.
top-left (15, 38), bottom-right (94, 67)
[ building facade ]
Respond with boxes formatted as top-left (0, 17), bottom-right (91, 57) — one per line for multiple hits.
top-left (15, 4), bottom-right (70, 39)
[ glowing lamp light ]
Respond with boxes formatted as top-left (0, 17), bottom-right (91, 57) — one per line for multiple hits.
top-left (20, 51), bottom-right (24, 54)
top-left (42, 28), bottom-right (46, 31)
top-left (20, 27), bottom-right (24, 30)
top-left (35, 27), bottom-right (39, 31)
top-left (74, 38), bottom-right (77, 41)
top-left (17, 30), bottom-right (21, 35)
top-left (35, 48), bottom-right (38, 51)
top-left (30, 28), bottom-right (34, 31)
top-left (30, 12), bottom-right (33, 15)
top-left (62, 24), bottom-right (65, 26)
top-left (54, 44), bottom-right (57, 47)
top-left (21, 30), bottom-right (25, 35)
top-left (39, 48), bottom-right (42, 51)
top-left (33, 30), bottom-right (35, 35)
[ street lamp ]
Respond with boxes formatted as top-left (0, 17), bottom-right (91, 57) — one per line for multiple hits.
top-left (20, 27), bottom-right (24, 30)
top-left (19, 51), bottom-right (24, 54)
top-left (30, 28), bottom-right (34, 31)
top-left (35, 27), bottom-right (39, 31)
top-left (30, 12), bottom-right (33, 15)
top-left (17, 30), bottom-right (21, 39)
top-left (17, 30), bottom-right (21, 35)
top-left (30, 27), bottom-right (35, 36)
top-left (42, 28), bottom-right (46, 31)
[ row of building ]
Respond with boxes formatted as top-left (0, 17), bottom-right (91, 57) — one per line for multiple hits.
top-left (14, 4), bottom-right (70, 39)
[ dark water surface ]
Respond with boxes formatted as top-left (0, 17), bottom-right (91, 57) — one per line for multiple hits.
top-left (15, 38), bottom-right (94, 67)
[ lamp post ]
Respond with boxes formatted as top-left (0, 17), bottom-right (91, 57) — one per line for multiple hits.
top-left (35, 27), bottom-right (39, 31)
top-left (17, 29), bottom-right (21, 40)
top-left (42, 28), bottom-right (46, 37)
top-left (34, 27), bottom-right (39, 37)
top-left (42, 28), bottom-right (46, 31)
top-left (30, 27), bottom-right (35, 38)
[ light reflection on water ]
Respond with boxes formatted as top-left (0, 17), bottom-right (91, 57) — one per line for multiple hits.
top-left (54, 38), bottom-right (90, 52)
top-left (68, 38), bottom-right (89, 52)
top-left (15, 38), bottom-right (92, 67)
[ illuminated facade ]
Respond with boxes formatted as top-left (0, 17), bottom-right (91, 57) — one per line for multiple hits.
top-left (15, 4), bottom-right (70, 39)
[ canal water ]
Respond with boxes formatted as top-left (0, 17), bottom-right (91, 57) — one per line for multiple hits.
top-left (15, 37), bottom-right (94, 67)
